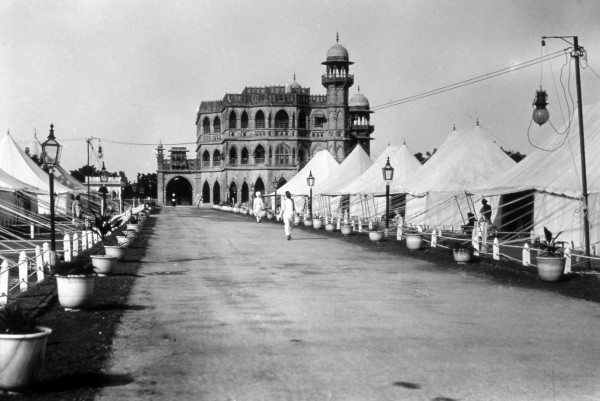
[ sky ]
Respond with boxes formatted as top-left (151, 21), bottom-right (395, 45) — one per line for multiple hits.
top-left (2, 0), bottom-right (600, 181)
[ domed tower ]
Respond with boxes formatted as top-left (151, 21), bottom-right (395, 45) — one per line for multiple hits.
top-left (321, 33), bottom-right (354, 136)
top-left (348, 87), bottom-right (374, 154)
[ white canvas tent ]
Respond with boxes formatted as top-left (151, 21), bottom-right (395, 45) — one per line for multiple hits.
top-left (403, 125), bottom-right (516, 228)
top-left (473, 103), bottom-right (600, 249)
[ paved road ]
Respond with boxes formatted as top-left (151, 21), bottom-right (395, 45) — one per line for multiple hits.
top-left (97, 207), bottom-right (600, 401)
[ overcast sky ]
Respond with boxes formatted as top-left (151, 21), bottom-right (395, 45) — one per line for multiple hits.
top-left (2, 0), bottom-right (599, 181)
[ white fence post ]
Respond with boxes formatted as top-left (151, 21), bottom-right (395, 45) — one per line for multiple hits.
top-left (431, 229), bottom-right (437, 248)
top-left (73, 233), bottom-right (79, 257)
top-left (30, 224), bottom-right (35, 239)
top-left (63, 234), bottom-right (72, 262)
top-left (522, 243), bottom-right (530, 266)
top-left (19, 252), bottom-right (28, 292)
top-left (493, 238), bottom-right (500, 260)
top-left (36, 245), bottom-right (44, 282)
top-left (564, 248), bottom-right (572, 274)
top-left (397, 225), bottom-right (402, 241)
top-left (82, 230), bottom-right (88, 249)
top-left (0, 259), bottom-right (8, 305)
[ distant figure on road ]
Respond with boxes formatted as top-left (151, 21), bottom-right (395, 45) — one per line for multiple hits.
top-left (279, 191), bottom-right (296, 240)
top-left (171, 193), bottom-right (177, 208)
top-left (479, 199), bottom-right (492, 223)
top-left (72, 195), bottom-right (82, 220)
top-left (253, 192), bottom-right (264, 223)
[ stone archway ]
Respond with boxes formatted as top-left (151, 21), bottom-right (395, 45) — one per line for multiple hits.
top-left (165, 176), bottom-right (193, 206)
top-left (202, 181), bottom-right (210, 204)
top-left (213, 181), bottom-right (221, 204)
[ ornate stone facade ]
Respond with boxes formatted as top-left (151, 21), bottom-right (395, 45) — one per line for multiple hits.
top-left (156, 36), bottom-right (374, 206)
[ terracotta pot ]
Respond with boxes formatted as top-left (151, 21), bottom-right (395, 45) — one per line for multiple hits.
top-left (260, 210), bottom-right (267, 218)
top-left (267, 212), bottom-right (274, 220)
top-left (116, 236), bottom-right (132, 247)
top-left (104, 245), bottom-right (127, 261)
top-left (294, 215), bottom-right (301, 225)
top-left (90, 255), bottom-right (117, 276)
top-left (325, 223), bottom-right (335, 231)
top-left (303, 219), bottom-right (313, 227)
top-left (313, 218), bottom-right (323, 229)
top-left (537, 256), bottom-right (565, 281)
top-left (369, 231), bottom-right (384, 242)
top-left (453, 248), bottom-right (473, 264)
top-left (405, 234), bottom-right (423, 250)
top-left (0, 327), bottom-right (52, 390)
top-left (56, 275), bottom-right (95, 310)
top-left (341, 225), bottom-right (352, 236)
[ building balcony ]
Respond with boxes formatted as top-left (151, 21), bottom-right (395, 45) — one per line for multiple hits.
top-left (321, 74), bottom-right (354, 86)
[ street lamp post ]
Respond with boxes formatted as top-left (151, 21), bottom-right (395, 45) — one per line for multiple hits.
top-left (381, 157), bottom-right (395, 236)
top-left (99, 162), bottom-right (109, 215)
top-left (534, 35), bottom-right (590, 260)
top-left (306, 171), bottom-right (315, 218)
top-left (41, 124), bottom-right (63, 267)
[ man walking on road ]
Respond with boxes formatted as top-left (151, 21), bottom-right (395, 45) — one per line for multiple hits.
top-left (279, 190), bottom-right (296, 240)
top-left (253, 192), bottom-right (263, 223)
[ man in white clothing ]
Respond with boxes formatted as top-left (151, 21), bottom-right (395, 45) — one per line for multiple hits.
top-left (253, 192), bottom-right (264, 223)
top-left (280, 190), bottom-right (296, 240)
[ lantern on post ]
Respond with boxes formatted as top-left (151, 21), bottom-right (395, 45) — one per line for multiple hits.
top-left (381, 157), bottom-right (394, 233)
top-left (41, 124), bottom-right (63, 265)
top-left (99, 162), bottom-right (109, 215)
top-left (532, 88), bottom-right (550, 126)
top-left (306, 171), bottom-right (315, 218)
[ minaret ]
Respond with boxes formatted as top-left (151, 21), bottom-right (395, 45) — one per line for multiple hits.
top-left (348, 86), bottom-right (374, 154)
top-left (321, 33), bottom-right (354, 134)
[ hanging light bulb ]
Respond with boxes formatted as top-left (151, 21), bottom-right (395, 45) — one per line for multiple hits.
top-left (532, 88), bottom-right (550, 126)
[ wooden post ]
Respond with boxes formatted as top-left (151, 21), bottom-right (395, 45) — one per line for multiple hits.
top-left (493, 238), bottom-right (500, 260)
top-left (19, 252), bottom-right (28, 292)
top-left (522, 243), bottom-right (530, 266)
top-left (36, 245), bottom-right (44, 282)
top-left (0, 259), bottom-right (8, 305)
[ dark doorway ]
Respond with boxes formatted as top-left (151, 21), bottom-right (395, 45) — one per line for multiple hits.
top-left (165, 176), bottom-right (193, 205)
top-left (202, 181), bottom-right (210, 204)
top-left (241, 182), bottom-right (249, 204)
top-left (213, 181), bottom-right (221, 204)
top-left (498, 190), bottom-right (534, 235)
top-left (228, 182), bottom-right (238, 204)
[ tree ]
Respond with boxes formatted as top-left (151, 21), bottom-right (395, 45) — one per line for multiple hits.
top-left (414, 148), bottom-right (437, 164)
top-left (136, 173), bottom-right (157, 198)
top-left (501, 148), bottom-right (526, 163)
top-left (69, 165), bottom-right (98, 183)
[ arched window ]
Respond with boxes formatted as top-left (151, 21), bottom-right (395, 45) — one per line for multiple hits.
top-left (202, 150), bottom-right (210, 167)
top-left (229, 147), bottom-right (237, 165)
top-left (274, 144), bottom-right (291, 165)
top-left (214, 117), bottom-right (221, 133)
top-left (241, 111), bottom-right (249, 129)
top-left (241, 147), bottom-right (249, 164)
top-left (254, 145), bottom-right (265, 164)
top-left (298, 147), bottom-right (308, 168)
top-left (228, 111), bottom-right (236, 129)
top-left (255, 110), bottom-right (265, 129)
top-left (213, 149), bottom-right (221, 166)
top-left (275, 110), bottom-right (289, 129)
top-left (203, 117), bottom-right (210, 134)
top-left (298, 110), bottom-right (307, 129)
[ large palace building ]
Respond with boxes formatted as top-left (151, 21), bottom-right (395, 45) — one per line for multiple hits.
top-left (156, 36), bottom-right (374, 206)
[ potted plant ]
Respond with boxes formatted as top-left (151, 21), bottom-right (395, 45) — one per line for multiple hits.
top-left (54, 258), bottom-right (95, 310)
top-left (313, 215), bottom-right (323, 229)
top-left (293, 213), bottom-right (301, 226)
top-left (266, 209), bottom-right (274, 220)
top-left (340, 222), bottom-right (352, 236)
top-left (452, 241), bottom-right (475, 264)
top-left (325, 220), bottom-right (335, 231)
top-left (404, 227), bottom-right (423, 250)
top-left (368, 223), bottom-right (384, 242)
top-left (0, 305), bottom-right (52, 391)
top-left (534, 227), bottom-right (567, 281)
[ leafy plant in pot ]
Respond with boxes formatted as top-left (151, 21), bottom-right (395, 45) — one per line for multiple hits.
top-left (54, 258), bottom-right (96, 310)
top-left (368, 222), bottom-right (384, 242)
top-left (93, 208), bottom-right (126, 261)
top-left (451, 241), bottom-right (475, 264)
top-left (534, 227), bottom-right (568, 281)
top-left (404, 226), bottom-right (424, 250)
top-left (0, 305), bottom-right (52, 391)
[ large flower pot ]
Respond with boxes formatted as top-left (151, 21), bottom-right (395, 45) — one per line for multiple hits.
top-left (369, 231), bottom-right (384, 242)
top-left (453, 248), bottom-right (473, 264)
top-left (537, 256), bottom-right (566, 281)
top-left (127, 223), bottom-right (141, 233)
top-left (313, 218), bottom-right (323, 229)
top-left (405, 234), bottom-right (423, 250)
top-left (325, 223), bottom-right (335, 231)
top-left (341, 225), bottom-right (352, 236)
top-left (90, 255), bottom-right (117, 276)
top-left (104, 245), bottom-right (127, 261)
top-left (294, 215), bottom-right (301, 225)
top-left (0, 327), bottom-right (52, 391)
top-left (303, 219), bottom-right (313, 227)
top-left (56, 275), bottom-right (95, 310)
top-left (125, 230), bottom-right (137, 239)
top-left (116, 235), bottom-right (132, 247)
top-left (260, 210), bottom-right (267, 218)
top-left (267, 212), bottom-right (274, 220)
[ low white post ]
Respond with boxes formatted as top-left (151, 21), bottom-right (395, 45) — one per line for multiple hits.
top-left (42, 242), bottom-right (51, 267)
top-left (564, 248), bottom-right (572, 274)
top-left (530, 230), bottom-right (535, 243)
top-left (358, 220), bottom-right (363, 233)
top-left (471, 225), bottom-right (479, 256)
top-left (431, 229), bottom-right (437, 248)
top-left (522, 243), bottom-right (530, 266)
top-left (63, 234), bottom-right (72, 262)
top-left (30, 224), bottom-right (35, 239)
top-left (336, 218), bottom-right (341, 230)
top-left (73, 233), bottom-right (80, 257)
top-left (36, 245), bottom-right (44, 282)
top-left (493, 238), bottom-right (500, 260)
top-left (397, 226), bottom-right (402, 241)
top-left (19, 251), bottom-right (28, 292)
top-left (0, 259), bottom-right (8, 305)
top-left (82, 230), bottom-right (88, 249)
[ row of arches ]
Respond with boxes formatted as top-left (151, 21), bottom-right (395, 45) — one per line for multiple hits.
top-left (202, 109), bottom-right (309, 134)
top-left (201, 143), bottom-right (310, 167)
top-left (199, 176), bottom-right (288, 206)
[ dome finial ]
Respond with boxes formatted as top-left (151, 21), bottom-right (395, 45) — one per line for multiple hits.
top-left (357, 85), bottom-right (360, 93)
top-left (476, 118), bottom-right (480, 127)
top-left (336, 32), bottom-right (339, 43)
top-left (293, 73), bottom-right (296, 81)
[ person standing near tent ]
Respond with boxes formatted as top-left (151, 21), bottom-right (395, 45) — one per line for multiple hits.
top-left (253, 192), bottom-right (264, 223)
top-left (279, 191), bottom-right (296, 240)
top-left (479, 199), bottom-right (492, 223)
top-left (72, 195), bottom-right (82, 220)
